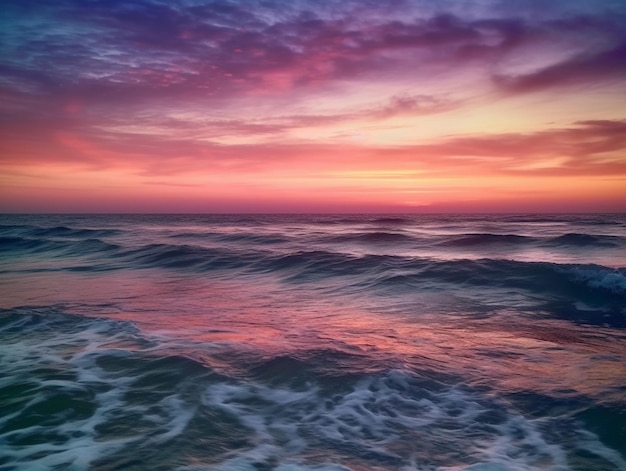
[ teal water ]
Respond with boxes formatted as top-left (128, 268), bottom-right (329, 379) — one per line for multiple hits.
top-left (1, 214), bottom-right (625, 470)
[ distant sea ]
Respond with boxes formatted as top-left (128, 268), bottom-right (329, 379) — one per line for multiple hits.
top-left (1, 214), bottom-right (625, 471)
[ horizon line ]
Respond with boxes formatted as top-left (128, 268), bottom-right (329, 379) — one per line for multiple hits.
top-left (2, 211), bottom-right (625, 216)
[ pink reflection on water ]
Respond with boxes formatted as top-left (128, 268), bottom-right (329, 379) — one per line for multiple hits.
top-left (2, 269), bottom-right (625, 401)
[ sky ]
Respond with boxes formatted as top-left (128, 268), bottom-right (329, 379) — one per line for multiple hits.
top-left (1, 0), bottom-right (625, 213)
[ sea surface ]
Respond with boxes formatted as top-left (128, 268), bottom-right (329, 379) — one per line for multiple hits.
top-left (1, 213), bottom-right (625, 471)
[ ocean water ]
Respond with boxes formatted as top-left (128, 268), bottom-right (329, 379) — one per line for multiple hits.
top-left (1, 213), bottom-right (625, 471)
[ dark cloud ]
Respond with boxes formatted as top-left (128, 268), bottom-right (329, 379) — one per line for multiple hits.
top-left (493, 41), bottom-right (626, 93)
top-left (2, 0), bottom-right (624, 107)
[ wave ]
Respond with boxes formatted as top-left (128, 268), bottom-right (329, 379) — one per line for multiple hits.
top-left (0, 309), bottom-right (213, 471)
top-left (3, 233), bottom-right (625, 308)
top-left (438, 232), bottom-right (625, 249)
top-left (547, 233), bottom-right (623, 248)
top-left (497, 214), bottom-right (624, 225)
top-left (270, 249), bottom-right (626, 300)
top-left (121, 243), bottom-right (626, 305)
top-left (0, 236), bottom-right (56, 252)
top-left (123, 243), bottom-right (227, 269)
top-left (566, 266), bottom-right (626, 296)
top-left (0, 224), bottom-right (120, 239)
top-left (2, 215), bottom-right (625, 327)
top-left (0, 235), bottom-right (120, 257)
top-left (3, 308), bottom-right (624, 471)
top-left (439, 233), bottom-right (534, 247)
top-left (30, 226), bottom-right (120, 238)
top-left (168, 231), bottom-right (291, 245)
top-left (326, 231), bottom-right (416, 244)
top-left (371, 217), bottom-right (411, 225)
top-left (420, 258), bottom-right (626, 296)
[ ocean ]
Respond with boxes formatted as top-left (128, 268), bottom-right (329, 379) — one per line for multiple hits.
top-left (1, 213), bottom-right (625, 471)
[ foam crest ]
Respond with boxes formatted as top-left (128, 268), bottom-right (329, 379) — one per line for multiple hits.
top-left (199, 370), bottom-right (624, 470)
top-left (0, 312), bottom-right (201, 470)
top-left (566, 266), bottom-right (626, 295)
top-left (2, 309), bottom-right (625, 470)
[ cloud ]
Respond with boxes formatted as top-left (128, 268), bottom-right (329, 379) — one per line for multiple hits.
top-left (2, 0), bottom-right (624, 107)
top-left (232, 93), bottom-right (459, 133)
top-left (3, 108), bottom-right (624, 182)
top-left (1, 0), bottom-right (625, 186)
top-left (493, 41), bottom-right (626, 93)
top-left (403, 119), bottom-right (626, 176)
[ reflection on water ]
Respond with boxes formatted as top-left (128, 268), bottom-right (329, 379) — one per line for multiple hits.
top-left (3, 269), bottom-right (624, 404)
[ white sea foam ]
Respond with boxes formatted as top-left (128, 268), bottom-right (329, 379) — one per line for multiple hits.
top-left (2, 312), bottom-right (625, 470)
top-left (567, 266), bottom-right (626, 295)
top-left (0, 314), bottom-right (198, 470)
top-left (197, 370), bottom-right (626, 471)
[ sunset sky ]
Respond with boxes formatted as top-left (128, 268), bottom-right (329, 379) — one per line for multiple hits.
top-left (1, 0), bottom-right (625, 213)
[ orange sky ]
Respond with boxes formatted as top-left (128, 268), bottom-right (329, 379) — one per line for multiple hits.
top-left (1, 0), bottom-right (625, 212)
